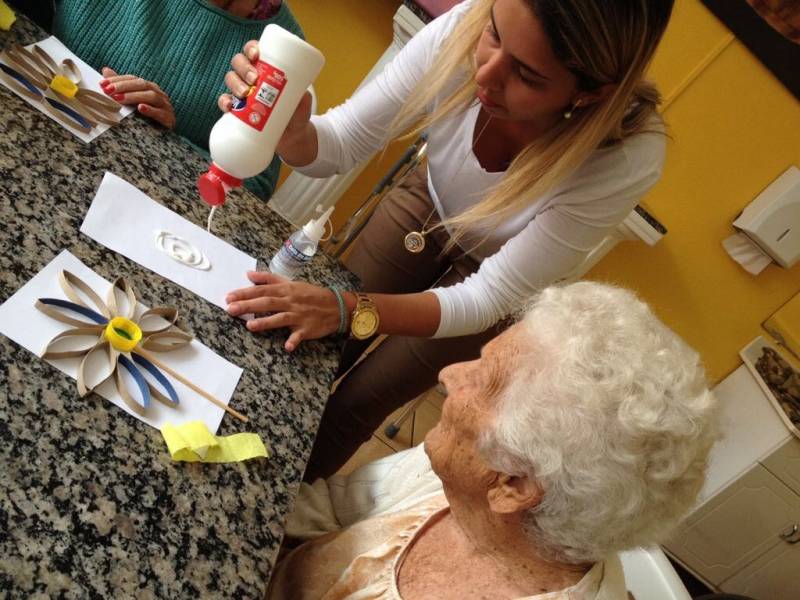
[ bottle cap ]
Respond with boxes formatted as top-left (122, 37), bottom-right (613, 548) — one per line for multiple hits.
top-left (197, 164), bottom-right (243, 206)
top-left (302, 205), bottom-right (335, 243)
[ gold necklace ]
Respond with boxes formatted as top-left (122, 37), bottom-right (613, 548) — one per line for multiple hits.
top-left (404, 112), bottom-right (493, 254)
top-left (403, 208), bottom-right (436, 253)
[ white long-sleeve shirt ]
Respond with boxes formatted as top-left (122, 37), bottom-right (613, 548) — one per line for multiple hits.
top-left (294, 0), bottom-right (666, 337)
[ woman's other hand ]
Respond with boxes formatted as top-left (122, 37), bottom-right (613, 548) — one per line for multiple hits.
top-left (100, 67), bottom-right (176, 129)
top-left (226, 271), bottom-right (343, 353)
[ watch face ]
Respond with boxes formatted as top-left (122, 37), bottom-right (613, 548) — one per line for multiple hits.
top-left (353, 311), bottom-right (378, 337)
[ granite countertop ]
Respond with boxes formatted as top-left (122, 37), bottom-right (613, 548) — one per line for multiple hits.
top-left (0, 15), bottom-right (357, 599)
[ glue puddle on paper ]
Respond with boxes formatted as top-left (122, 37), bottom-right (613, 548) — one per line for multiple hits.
top-left (81, 172), bottom-right (256, 310)
top-left (0, 36), bottom-right (134, 142)
top-left (154, 230), bottom-right (211, 270)
top-left (0, 250), bottom-right (243, 433)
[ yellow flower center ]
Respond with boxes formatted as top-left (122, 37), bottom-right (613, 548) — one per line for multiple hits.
top-left (104, 317), bottom-right (142, 352)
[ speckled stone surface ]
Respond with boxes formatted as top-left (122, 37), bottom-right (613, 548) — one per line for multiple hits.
top-left (0, 15), bottom-right (358, 599)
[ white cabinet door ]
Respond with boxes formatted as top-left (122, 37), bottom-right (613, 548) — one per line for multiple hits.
top-left (763, 437), bottom-right (800, 497)
top-left (664, 464), bottom-right (800, 585)
top-left (721, 537), bottom-right (800, 599)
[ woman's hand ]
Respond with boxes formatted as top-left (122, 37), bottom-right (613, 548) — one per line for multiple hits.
top-left (217, 41), bottom-right (314, 157)
top-left (100, 67), bottom-right (176, 129)
top-left (226, 271), bottom-right (343, 352)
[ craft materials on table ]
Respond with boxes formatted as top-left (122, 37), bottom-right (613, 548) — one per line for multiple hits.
top-left (154, 230), bottom-right (212, 270)
top-left (0, 0), bottom-right (15, 31)
top-left (0, 36), bottom-right (133, 142)
top-left (0, 250), bottom-right (243, 434)
top-left (161, 421), bottom-right (268, 463)
top-left (81, 172), bottom-right (257, 310)
top-left (198, 25), bottom-right (325, 232)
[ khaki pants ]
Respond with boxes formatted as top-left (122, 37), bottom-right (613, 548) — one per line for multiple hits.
top-left (303, 167), bottom-right (507, 482)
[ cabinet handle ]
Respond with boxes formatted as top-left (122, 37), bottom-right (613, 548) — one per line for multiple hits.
top-left (779, 524), bottom-right (800, 544)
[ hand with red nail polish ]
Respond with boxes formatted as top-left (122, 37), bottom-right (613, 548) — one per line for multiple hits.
top-left (100, 66), bottom-right (176, 129)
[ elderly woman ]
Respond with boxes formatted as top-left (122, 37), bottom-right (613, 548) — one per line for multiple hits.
top-left (269, 282), bottom-right (718, 599)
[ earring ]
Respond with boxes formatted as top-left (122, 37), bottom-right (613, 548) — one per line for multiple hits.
top-left (563, 100), bottom-right (582, 120)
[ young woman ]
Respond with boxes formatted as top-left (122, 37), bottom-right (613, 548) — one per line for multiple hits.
top-left (222, 0), bottom-right (674, 479)
top-left (36, 0), bottom-right (301, 200)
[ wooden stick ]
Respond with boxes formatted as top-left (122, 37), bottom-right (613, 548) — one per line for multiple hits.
top-left (134, 348), bottom-right (248, 423)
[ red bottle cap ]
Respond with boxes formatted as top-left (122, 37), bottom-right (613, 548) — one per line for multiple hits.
top-left (197, 164), bottom-right (242, 206)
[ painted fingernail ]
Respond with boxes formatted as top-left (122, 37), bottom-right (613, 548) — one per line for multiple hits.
top-left (138, 104), bottom-right (147, 113)
top-left (104, 84), bottom-right (115, 93)
top-left (112, 93), bottom-right (124, 101)
top-left (246, 70), bottom-right (257, 85)
top-left (100, 79), bottom-right (109, 87)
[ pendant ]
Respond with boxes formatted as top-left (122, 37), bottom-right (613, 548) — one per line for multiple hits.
top-left (404, 231), bottom-right (426, 254)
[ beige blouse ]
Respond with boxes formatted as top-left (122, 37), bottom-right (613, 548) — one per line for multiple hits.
top-left (268, 495), bottom-right (627, 600)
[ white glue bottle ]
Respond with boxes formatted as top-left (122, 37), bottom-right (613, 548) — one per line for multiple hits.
top-left (269, 206), bottom-right (335, 280)
top-left (197, 25), bottom-right (325, 207)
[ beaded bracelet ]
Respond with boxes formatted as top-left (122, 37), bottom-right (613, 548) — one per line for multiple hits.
top-left (329, 287), bottom-right (347, 335)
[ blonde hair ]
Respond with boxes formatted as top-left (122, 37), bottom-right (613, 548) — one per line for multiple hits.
top-left (388, 0), bottom-right (673, 247)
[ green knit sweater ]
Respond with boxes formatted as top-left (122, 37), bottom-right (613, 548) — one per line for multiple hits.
top-left (53, 0), bottom-right (304, 200)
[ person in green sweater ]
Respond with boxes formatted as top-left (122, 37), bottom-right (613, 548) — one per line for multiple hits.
top-left (34, 0), bottom-right (303, 200)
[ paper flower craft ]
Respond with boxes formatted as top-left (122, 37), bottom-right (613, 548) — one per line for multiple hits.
top-left (35, 270), bottom-right (247, 422)
top-left (35, 269), bottom-right (192, 415)
top-left (0, 43), bottom-right (121, 133)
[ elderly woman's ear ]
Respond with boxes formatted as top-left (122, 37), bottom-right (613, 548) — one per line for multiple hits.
top-left (487, 473), bottom-right (543, 513)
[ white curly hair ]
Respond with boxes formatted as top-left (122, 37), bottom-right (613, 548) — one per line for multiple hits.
top-left (479, 282), bottom-right (718, 564)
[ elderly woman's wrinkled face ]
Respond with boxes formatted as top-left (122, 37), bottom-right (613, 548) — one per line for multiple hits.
top-left (424, 325), bottom-right (523, 496)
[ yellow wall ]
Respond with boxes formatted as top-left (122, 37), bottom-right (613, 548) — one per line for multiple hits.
top-left (278, 0), bottom-right (405, 232)
top-left (587, 0), bottom-right (800, 382)
top-left (291, 0), bottom-right (800, 383)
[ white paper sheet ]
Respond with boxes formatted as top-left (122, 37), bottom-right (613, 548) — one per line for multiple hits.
top-left (81, 172), bottom-right (257, 310)
top-left (0, 250), bottom-right (243, 434)
top-left (0, 36), bottom-right (134, 143)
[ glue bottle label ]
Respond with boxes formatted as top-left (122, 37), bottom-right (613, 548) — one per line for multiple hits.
top-left (269, 236), bottom-right (313, 280)
top-left (231, 60), bottom-right (287, 132)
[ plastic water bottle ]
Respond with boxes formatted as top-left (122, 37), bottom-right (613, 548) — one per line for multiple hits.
top-left (269, 206), bottom-right (335, 280)
top-left (197, 25), bottom-right (325, 206)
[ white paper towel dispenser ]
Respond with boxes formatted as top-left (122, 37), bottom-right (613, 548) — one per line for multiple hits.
top-left (733, 165), bottom-right (800, 269)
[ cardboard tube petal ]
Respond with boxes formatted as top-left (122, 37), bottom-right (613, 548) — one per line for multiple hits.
top-left (138, 306), bottom-right (180, 335)
top-left (107, 277), bottom-right (137, 319)
top-left (77, 341), bottom-right (116, 397)
top-left (141, 330), bottom-right (193, 352)
top-left (41, 325), bottom-right (105, 359)
top-left (59, 270), bottom-right (110, 317)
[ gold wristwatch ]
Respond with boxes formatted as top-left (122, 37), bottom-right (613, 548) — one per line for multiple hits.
top-left (350, 293), bottom-right (380, 339)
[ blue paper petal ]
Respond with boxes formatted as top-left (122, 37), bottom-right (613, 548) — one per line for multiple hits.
top-left (38, 298), bottom-right (107, 324)
top-left (0, 62), bottom-right (42, 97)
top-left (44, 96), bottom-right (92, 130)
top-left (118, 354), bottom-right (151, 408)
top-left (132, 353), bottom-right (180, 405)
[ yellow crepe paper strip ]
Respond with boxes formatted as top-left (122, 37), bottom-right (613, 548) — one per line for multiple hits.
top-left (0, 1), bottom-right (16, 31)
top-left (161, 421), bottom-right (268, 463)
top-left (50, 74), bottom-right (79, 98)
top-left (104, 316), bottom-right (142, 352)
